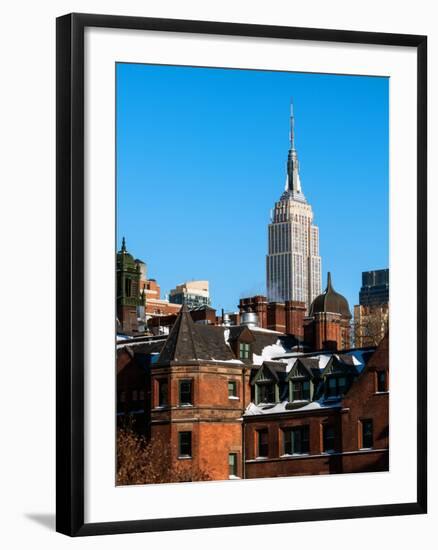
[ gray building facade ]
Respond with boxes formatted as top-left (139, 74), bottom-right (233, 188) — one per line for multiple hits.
top-left (359, 269), bottom-right (389, 307)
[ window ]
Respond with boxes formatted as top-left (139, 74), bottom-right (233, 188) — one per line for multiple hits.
top-left (157, 379), bottom-right (168, 407)
top-left (119, 391), bottom-right (126, 403)
top-left (228, 453), bottom-right (238, 477)
top-left (228, 380), bottom-right (238, 398)
top-left (327, 377), bottom-right (337, 397)
top-left (124, 278), bottom-right (132, 297)
top-left (361, 419), bottom-right (373, 449)
top-left (326, 376), bottom-right (347, 397)
top-left (139, 390), bottom-right (145, 401)
top-left (283, 426), bottom-right (310, 455)
top-left (377, 371), bottom-right (387, 392)
top-left (257, 429), bottom-right (269, 458)
top-left (239, 342), bottom-right (250, 359)
top-left (292, 380), bottom-right (310, 401)
top-left (178, 431), bottom-right (192, 458)
top-left (256, 382), bottom-right (276, 404)
top-left (338, 376), bottom-right (347, 395)
top-left (132, 390), bottom-right (138, 401)
top-left (323, 424), bottom-right (335, 453)
top-left (179, 380), bottom-right (193, 405)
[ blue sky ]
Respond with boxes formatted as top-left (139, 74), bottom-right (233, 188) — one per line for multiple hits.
top-left (116, 63), bottom-right (388, 312)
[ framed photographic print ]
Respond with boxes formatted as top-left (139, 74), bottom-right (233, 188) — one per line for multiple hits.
top-left (56, 13), bottom-right (427, 536)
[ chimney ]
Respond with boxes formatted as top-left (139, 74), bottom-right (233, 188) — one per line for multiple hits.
top-left (267, 302), bottom-right (286, 332)
top-left (285, 300), bottom-right (306, 337)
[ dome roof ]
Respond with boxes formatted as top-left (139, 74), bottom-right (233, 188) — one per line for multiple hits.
top-left (309, 273), bottom-right (351, 318)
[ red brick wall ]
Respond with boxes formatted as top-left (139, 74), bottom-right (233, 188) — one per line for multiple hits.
top-left (285, 301), bottom-right (306, 337)
top-left (267, 302), bottom-right (286, 332)
top-left (314, 314), bottom-right (341, 350)
top-left (198, 423), bottom-right (243, 479)
top-left (244, 412), bottom-right (342, 478)
top-left (341, 335), bottom-right (389, 472)
top-left (244, 336), bottom-right (389, 478)
top-left (150, 362), bottom-right (248, 480)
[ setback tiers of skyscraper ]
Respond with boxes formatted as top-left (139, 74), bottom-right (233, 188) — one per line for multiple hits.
top-left (266, 104), bottom-right (322, 312)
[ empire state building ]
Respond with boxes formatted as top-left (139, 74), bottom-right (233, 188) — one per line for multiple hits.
top-left (266, 105), bottom-right (322, 312)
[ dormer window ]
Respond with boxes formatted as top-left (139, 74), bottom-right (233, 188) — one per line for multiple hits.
top-left (239, 342), bottom-right (250, 359)
top-left (291, 379), bottom-right (311, 401)
top-left (256, 382), bottom-right (276, 404)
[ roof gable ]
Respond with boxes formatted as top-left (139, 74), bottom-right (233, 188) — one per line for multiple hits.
top-left (156, 306), bottom-right (237, 365)
top-left (287, 358), bottom-right (320, 380)
top-left (227, 325), bottom-right (255, 343)
top-left (322, 355), bottom-right (358, 376)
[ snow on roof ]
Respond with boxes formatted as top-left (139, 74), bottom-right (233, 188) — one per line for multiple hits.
top-left (252, 339), bottom-right (288, 365)
top-left (317, 354), bottom-right (332, 370)
top-left (244, 398), bottom-right (341, 416)
top-left (211, 358), bottom-right (244, 365)
top-left (223, 328), bottom-right (231, 347)
top-left (244, 402), bottom-right (289, 416)
top-left (346, 349), bottom-right (372, 372)
top-left (270, 348), bottom-right (371, 373)
top-left (282, 357), bottom-right (298, 372)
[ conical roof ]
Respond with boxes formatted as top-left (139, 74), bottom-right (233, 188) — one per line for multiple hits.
top-left (309, 272), bottom-right (351, 318)
top-left (156, 305), bottom-right (236, 365)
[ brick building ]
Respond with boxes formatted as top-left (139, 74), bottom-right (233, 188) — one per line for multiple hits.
top-left (244, 336), bottom-right (388, 477)
top-left (239, 295), bottom-right (306, 337)
top-left (143, 278), bottom-right (181, 319)
top-left (117, 335), bottom-right (167, 435)
top-left (239, 273), bottom-right (351, 352)
top-left (304, 272), bottom-right (352, 351)
top-left (117, 303), bottom-right (388, 482)
top-left (149, 306), bottom-right (250, 479)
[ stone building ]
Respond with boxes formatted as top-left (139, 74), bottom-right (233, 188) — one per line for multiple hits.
top-left (169, 280), bottom-right (211, 310)
top-left (354, 269), bottom-right (389, 347)
top-left (116, 237), bottom-right (143, 335)
top-left (266, 105), bottom-right (321, 310)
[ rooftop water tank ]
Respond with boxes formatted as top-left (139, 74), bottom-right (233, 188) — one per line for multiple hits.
top-left (241, 312), bottom-right (258, 328)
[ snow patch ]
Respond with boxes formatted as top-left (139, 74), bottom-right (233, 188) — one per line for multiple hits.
top-left (252, 339), bottom-right (288, 365)
top-left (211, 358), bottom-right (244, 365)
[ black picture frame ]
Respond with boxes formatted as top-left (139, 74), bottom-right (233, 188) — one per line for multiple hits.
top-left (56, 12), bottom-right (427, 537)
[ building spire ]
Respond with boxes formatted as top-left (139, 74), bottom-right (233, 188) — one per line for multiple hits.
top-left (121, 236), bottom-right (126, 253)
top-left (326, 272), bottom-right (333, 291)
top-left (289, 99), bottom-right (295, 150)
top-left (285, 101), bottom-right (304, 200)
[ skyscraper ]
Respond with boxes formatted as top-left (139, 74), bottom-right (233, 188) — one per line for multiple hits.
top-left (354, 269), bottom-right (389, 347)
top-left (359, 269), bottom-right (389, 307)
top-left (266, 104), bottom-right (322, 312)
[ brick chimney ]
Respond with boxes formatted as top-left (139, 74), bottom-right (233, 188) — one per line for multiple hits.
top-left (285, 300), bottom-right (306, 337)
top-left (267, 302), bottom-right (286, 332)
